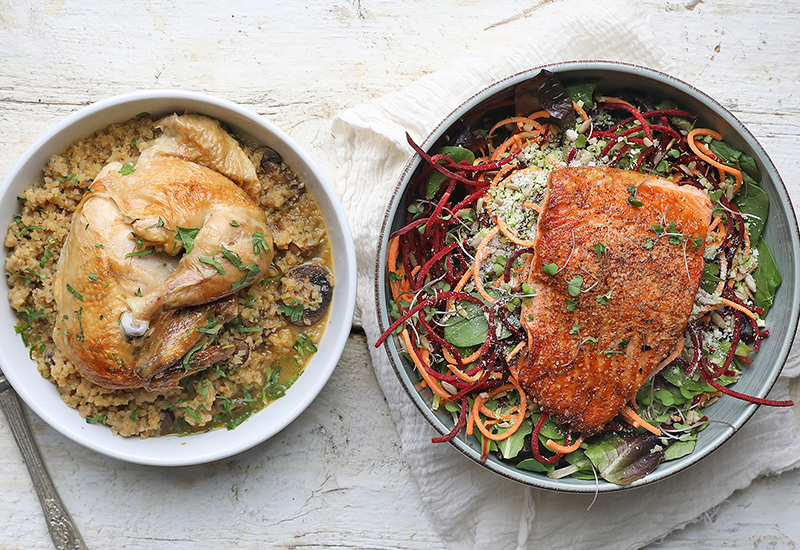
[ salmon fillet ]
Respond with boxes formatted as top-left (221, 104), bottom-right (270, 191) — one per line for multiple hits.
top-left (511, 167), bottom-right (712, 434)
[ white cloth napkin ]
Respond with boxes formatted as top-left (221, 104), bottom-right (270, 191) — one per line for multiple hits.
top-left (331, 1), bottom-right (800, 548)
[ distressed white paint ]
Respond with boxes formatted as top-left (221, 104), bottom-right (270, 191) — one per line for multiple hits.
top-left (1, 1), bottom-right (800, 548)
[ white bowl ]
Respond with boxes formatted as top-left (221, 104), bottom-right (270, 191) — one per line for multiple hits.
top-left (0, 91), bottom-right (357, 466)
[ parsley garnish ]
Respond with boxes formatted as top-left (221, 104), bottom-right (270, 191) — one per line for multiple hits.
top-left (74, 307), bottom-right (85, 342)
top-left (125, 248), bottom-right (154, 258)
top-left (278, 300), bottom-right (304, 323)
top-left (293, 334), bottom-right (318, 356)
top-left (230, 220), bottom-right (240, 227)
top-left (228, 317), bottom-right (262, 333)
top-left (86, 414), bottom-right (107, 425)
top-left (567, 276), bottom-right (584, 297)
top-left (593, 243), bottom-right (607, 259)
top-left (173, 226), bottom-right (200, 254)
top-left (252, 231), bottom-right (269, 258)
top-left (57, 173), bottom-right (80, 184)
top-left (118, 163), bottom-right (136, 175)
top-left (66, 284), bottom-right (84, 301)
top-left (143, 217), bottom-right (166, 230)
top-left (199, 256), bottom-right (225, 275)
top-left (13, 215), bottom-right (43, 237)
top-left (38, 250), bottom-right (54, 268)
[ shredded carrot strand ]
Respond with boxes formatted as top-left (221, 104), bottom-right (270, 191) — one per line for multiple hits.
top-left (546, 435), bottom-right (585, 454)
top-left (400, 329), bottom-right (450, 400)
top-left (719, 297), bottom-right (758, 321)
top-left (488, 116), bottom-right (543, 138)
top-left (494, 215), bottom-right (537, 247)
top-left (472, 226), bottom-right (500, 304)
top-left (469, 377), bottom-right (528, 441)
top-left (620, 407), bottom-right (661, 435)
top-left (572, 100), bottom-right (589, 122)
top-left (687, 128), bottom-right (743, 192)
top-left (506, 340), bottom-right (526, 363)
top-left (657, 335), bottom-right (685, 370)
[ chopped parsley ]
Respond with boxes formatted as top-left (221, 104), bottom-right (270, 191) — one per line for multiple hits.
top-left (593, 242), bottom-right (607, 259)
top-left (253, 231), bottom-right (270, 258)
top-left (39, 250), bottom-right (53, 267)
top-left (278, 300), bottom-right (304, 323)
top-left (293, 334), bottom-right (318, 356)
top-left (74, 307), bottom-right (85, 342)
top-left (173, 226), bottom-right (200, 254)
top-left (125, 248), bottom-right (154, 258)
top-left (228, 317), bottom-right (262, 333)
top-left (57, 173), bottom-right (80, 184)
top-left (567, 276), bottom-right (584, 297)
top-left (118, 163), bottom-right (136, 175)
top-left (199, 256), bottom-right (225, 275)
top-left (66, 284), bottom-right (84, 301)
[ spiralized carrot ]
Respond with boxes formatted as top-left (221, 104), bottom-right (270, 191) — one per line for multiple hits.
top-left (687, 128), bottom-right (743, 192)
top-left (400, 329), bottom-right (450, 400)
top-left (719, 297), bottom-right (758, 321)
top-left (472, 226), bottom-right (500, 304)
top-left (494, 215), bottom-right (537, 247)
top-left (546, 435), bottom-right (585, 454)
top-left (468, 377), bottom-right (528, 441)
top-left (620, 406), bottom-right (661, 435)
top-left (572, 100), bottom-right (589, 122)
top-left (657, 335), bottom-right (685, 370)
top-left (488, 116), bottom-right (543, 138)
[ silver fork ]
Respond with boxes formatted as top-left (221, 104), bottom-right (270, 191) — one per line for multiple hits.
top-left (0, 367), bottom-right (88, 550)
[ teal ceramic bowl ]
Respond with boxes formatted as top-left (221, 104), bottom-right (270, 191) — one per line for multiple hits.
top-left (375, 61), bottom-right (799, 492)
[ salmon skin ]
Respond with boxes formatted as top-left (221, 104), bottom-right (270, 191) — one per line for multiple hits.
top-left (511, 167), bottom-right (713, 434)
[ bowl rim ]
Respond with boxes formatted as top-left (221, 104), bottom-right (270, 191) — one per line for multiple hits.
top-left (374, 60), bottom-right (800, 492)
top-left (0, 89), bottom-right (357, 466)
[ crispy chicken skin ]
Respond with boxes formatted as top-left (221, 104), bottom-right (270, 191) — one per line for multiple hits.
top-left (511, 167), bottom-right (712, 434)
top-left (52, 114), bottom-right (272, 390)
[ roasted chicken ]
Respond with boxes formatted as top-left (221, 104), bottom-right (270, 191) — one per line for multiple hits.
top-left (53, 113), bottom-right (272, 390)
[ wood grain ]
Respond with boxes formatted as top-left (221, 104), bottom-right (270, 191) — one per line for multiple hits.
top-left (1, 0), bottom-right (799, 548)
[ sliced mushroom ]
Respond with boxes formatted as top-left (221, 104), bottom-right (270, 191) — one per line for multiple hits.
top-left (255, 146), bottom-right (283, 171)
top-left (280, 264), bottom-right (333, 326)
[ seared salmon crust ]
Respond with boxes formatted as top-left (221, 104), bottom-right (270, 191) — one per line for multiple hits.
top-left (512, 167), bottom-right (712, 434)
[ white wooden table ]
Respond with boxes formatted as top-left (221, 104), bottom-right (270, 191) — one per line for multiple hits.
top-left (2, 1), bottom-right (800, 548)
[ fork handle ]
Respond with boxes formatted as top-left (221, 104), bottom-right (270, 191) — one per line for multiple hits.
top-left (0, 383), bottom-right (89, 550)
